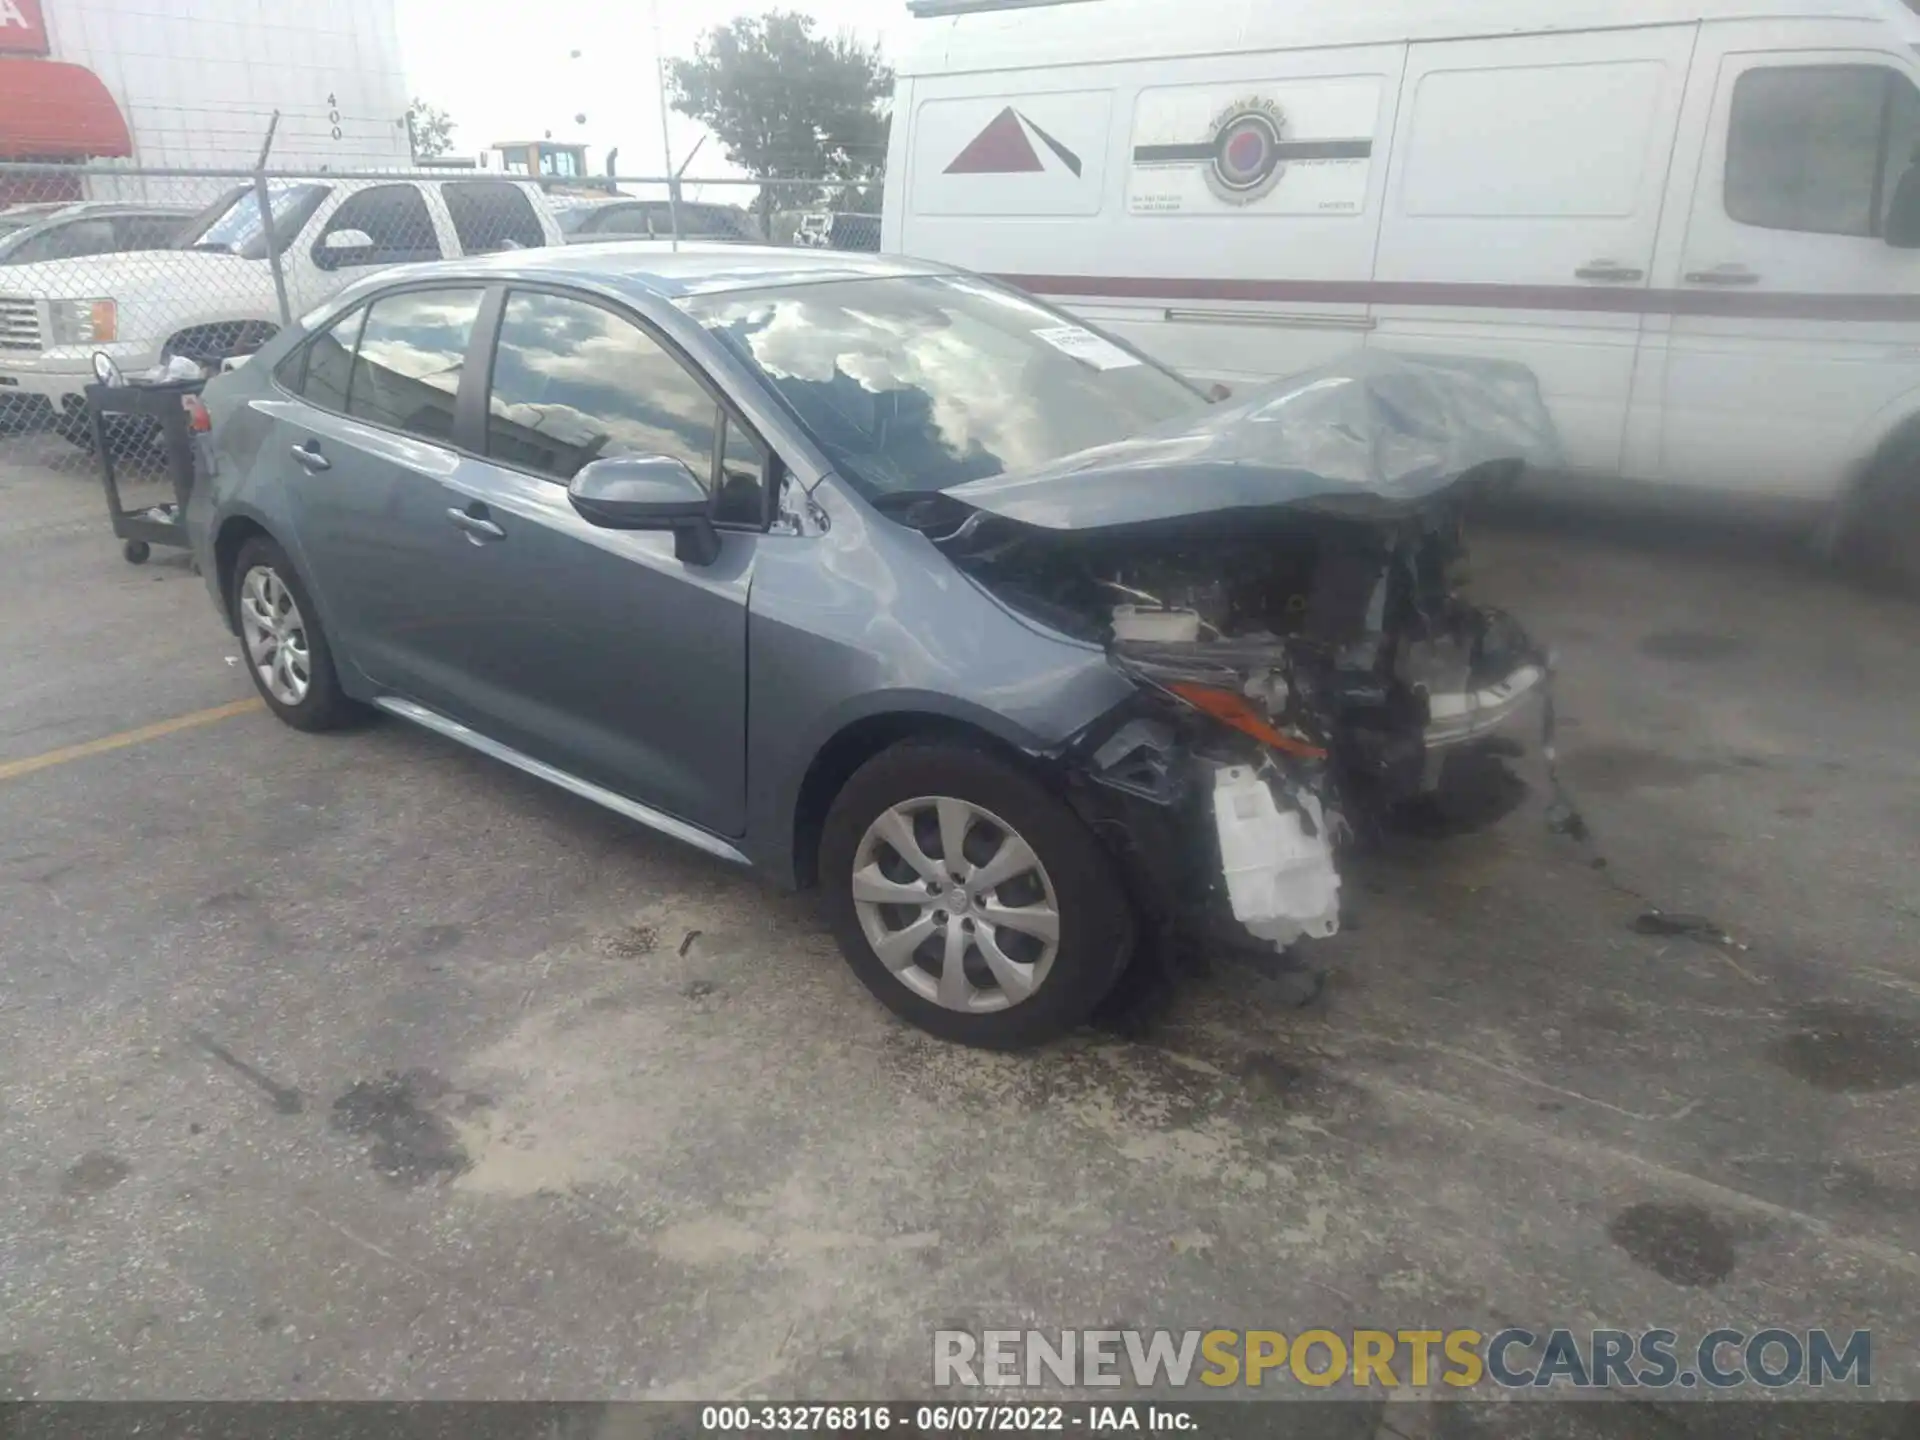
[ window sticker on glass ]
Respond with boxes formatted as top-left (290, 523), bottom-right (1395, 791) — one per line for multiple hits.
top-left (1032, 325), bottom-right (1142, 371)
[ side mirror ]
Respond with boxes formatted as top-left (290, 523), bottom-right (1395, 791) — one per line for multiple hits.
top-left (567, 455), bottom-right (719, 565)
top-left (1886, 162), bottom-right (1920, 249)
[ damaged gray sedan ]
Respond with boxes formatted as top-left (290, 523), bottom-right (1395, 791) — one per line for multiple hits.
top-left (189, 247), bottom-right (1557, 1049)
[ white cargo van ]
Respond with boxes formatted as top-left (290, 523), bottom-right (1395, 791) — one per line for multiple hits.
top-left (884, 0), bottom-right (1920, 556)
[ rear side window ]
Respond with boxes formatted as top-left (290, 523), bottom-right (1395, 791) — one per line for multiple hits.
top-left (484, 289), bottom-right (718, 482)
top-left (344, 289), bottom-right (487, 441)
top-left (444, 181), bottom-right (546, 253)
top-left (1726, 65), bottom-right (1920, 237)
top-left (314, 185), bottom-right (443, 269)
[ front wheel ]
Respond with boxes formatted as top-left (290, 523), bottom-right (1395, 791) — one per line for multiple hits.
top-left (820, 741), bottom-right (1135, 1049)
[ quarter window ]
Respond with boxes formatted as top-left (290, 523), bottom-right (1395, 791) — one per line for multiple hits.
top-left (484, 290), bottom-right (718, 483)
top-left (716, 415), bottom-right (769, 525)
top-left (1726, 65), bottom-right (1920, 237)
top-left (345, 289), bottom-right (486, 441)
top-left (279, 304), bottom-right (365, 410)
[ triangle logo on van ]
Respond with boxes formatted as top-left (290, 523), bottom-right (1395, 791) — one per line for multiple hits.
top-left (946, 107), bottom-right (1083, 177)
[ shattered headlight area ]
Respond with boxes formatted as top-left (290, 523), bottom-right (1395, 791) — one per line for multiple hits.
top-left (935, 491), bottom-right (1553, 961)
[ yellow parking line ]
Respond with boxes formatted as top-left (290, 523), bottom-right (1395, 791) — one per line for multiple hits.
top-left (0, 697), bottom-right (264, 784)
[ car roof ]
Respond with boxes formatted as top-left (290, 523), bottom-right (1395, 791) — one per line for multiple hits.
top-left (411, 243), bottom-right (954, 299)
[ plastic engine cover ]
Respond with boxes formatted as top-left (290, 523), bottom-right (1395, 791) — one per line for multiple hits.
top-left (1211, 766), bottom-right (1341, 949)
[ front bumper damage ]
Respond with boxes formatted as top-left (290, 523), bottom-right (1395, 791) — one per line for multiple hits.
top-left (1065, 636), bottom-right (1549, 959)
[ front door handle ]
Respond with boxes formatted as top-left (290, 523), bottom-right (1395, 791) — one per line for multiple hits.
top-left (290, 441), bottom-right (330, 472)
top-left (446, 506), bottom-right (506, 544)
top-left (1574, 260), bottom-right (1644, 282)
top-left (1684, 264), bottom-right (1761, 286)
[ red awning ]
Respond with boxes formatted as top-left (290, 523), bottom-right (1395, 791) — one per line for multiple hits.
top-left (0, 60), bottom-right (133, 159)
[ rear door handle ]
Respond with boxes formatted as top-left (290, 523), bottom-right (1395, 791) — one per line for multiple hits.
top-left (1574, 260), bottom-right (1644, 282)
top-left (290, 441), bottom-right (330, 472)
top-left (1684, 264), bottom-right (1761, 285)
top-left (446, 506), bottom-right (506, 543)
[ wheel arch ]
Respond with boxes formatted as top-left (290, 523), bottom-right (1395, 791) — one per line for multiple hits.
top-left (212, 512), bottom-right (276, 627)
top-left (788, 709), bottom-right (1047, 891)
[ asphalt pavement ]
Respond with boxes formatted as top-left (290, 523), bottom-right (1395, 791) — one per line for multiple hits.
top-left (2, 434), bottom-right (1917, 1434)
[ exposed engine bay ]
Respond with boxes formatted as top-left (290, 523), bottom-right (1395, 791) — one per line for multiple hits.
top-left (888, 350), bottom-right (1565, 960)
top-left (910, 493), bottom-right (1546, 953)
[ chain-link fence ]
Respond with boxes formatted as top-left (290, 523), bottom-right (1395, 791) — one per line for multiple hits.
top-left (0, 161), bottom-right (883, 479)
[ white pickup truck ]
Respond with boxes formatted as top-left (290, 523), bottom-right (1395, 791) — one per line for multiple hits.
top-left (0, 176), bottom-right (562, 444)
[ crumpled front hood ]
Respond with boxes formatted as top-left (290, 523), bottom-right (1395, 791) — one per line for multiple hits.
top-left (941, 350), bottom-right (1562, 531)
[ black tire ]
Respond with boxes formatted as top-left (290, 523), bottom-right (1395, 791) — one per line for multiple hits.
top-left (1833, 434), bottom-right (1920, 596)
top-left (122, 539), bottom-right (150, 565)
top-left (229, 534), bottom-right (363, 732)
top-left (820, 739), bottom-right (1135, 1049)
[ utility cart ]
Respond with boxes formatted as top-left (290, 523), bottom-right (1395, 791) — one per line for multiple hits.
top-left (85, 376), bottom-right (206, 566)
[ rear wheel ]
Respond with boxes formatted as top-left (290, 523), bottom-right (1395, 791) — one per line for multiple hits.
top-left (821, 741), bottom-right (1134, 1049)
top-left (230, 535), bottom-right (362, 732)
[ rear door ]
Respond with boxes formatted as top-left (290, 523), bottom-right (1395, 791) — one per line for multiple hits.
top-left (265, 284), bottom-right (494, 702)
top-left (409, 285), bottom-right (760, 837)
top-left (1371, 27), bottom-right (1696, 475)
top-left (1648, 32), bottom-right (1920, 497)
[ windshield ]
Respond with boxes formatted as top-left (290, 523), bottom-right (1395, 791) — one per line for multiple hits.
top-left (179, 182), bottom-right (329, 258)
top-left (682, 275), bottom-right (1206, 496)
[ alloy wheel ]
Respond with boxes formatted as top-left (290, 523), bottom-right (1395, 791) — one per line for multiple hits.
top-left (238, 564), bottom-right (312, 707)
top-left (850, 795), bottom-right (1061, 1013)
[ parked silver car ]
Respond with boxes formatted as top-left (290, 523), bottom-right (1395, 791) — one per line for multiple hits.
top-left (0, 201), bottom-right (195, 266)
top-left (188, 246), bottom-right (1555, 1048)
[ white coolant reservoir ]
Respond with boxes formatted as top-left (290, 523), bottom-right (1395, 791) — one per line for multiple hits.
top-left (1211, 767), bottom-right (1341, 949)
top-left (1111, 605), bottom-right (1202, 643)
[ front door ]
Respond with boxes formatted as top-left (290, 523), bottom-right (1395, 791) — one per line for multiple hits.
top-left (415, 286), bottom-right (758, 839)
top-left (1651, 35), bottom-right (1920, 498)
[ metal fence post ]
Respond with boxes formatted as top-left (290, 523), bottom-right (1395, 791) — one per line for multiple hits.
top-left (253, 112), bottom-right (292, 327)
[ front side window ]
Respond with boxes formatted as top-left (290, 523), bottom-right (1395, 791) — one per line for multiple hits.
top-left (1726, 65), bottom-right (1920, 236)
top-left (444, 182), bottom-right (545, 254)
top-left (345, 289), bottom-right (486, 441)
top-left (180, 182), bottom-right (329, 259)
top-left (683, 275), bottom-right (1206, 497)
top-left (485, 290), bottom-right (718, 483)
top-left (315, 186), bottom-right (443, 269)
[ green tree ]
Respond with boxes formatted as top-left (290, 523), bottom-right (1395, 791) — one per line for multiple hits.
top-left (406, 99), bottom-right (457, 160)
top-left (668, 12), bottom-right (892, 233)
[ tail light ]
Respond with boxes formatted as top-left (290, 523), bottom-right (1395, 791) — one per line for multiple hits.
top-left (182, 395), bottom-right (211, 433)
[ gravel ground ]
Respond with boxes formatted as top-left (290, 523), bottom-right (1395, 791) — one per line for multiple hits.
top-left (1, 435), bottom-right (1917, 1435)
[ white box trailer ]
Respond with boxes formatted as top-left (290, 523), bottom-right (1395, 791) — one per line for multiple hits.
top-left (883, 0), bottom-right (1920, 520)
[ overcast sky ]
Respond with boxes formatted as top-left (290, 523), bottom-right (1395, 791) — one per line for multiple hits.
top-left (394, 0), bottom-right (916, 189)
